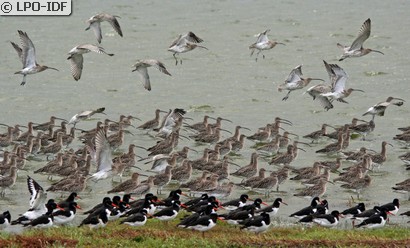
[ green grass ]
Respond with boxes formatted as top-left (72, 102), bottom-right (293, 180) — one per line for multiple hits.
top-left (1, 219), bottom-right (409, 247)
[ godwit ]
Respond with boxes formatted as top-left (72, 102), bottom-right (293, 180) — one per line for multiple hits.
top-left (362, 96), bottom-right (405, 121)
top-left (0, 167), bottom-right (18, 197)
top-left (277, 65), bottom-right (324, 101)
top-left (293, 179), bottom-right (328, 198)
top-left (303, 124), bottom-right (333, 143)
top-left (256, 135), bottom-right (282, 154)
top-left (231, 134), bottom-right (247, 153)
top-left (39, 132), bottom-right (64, 156)
top-left (67, 44), bottom-right (114, 81)
top-left (369, 141), bottom-right (392, 170)
top-left (168, 32), bottom-right (207, 65)
top-left (131, 176), bottom-right (154, 196)
top-left (247, 124), bottom-right (272, 142)
top-left (338, 18), bottom-right (384, 61)
top-left (318, 158), bottom-right (342, 172)
top-left (320, 61), bottom-right (364, 103)
top-left (351, 120), bottom-right (375, 140)
top-left (315, 131), bottom-right (344, 154)
top-left (180, 170), bottom-right (211, 190)
top-left (138, 109), bottom-right (167, 131)
top-left (85, 13), bottom-right (123, 43)
top-left (269, 144), bottom-right (297, 165)
top-left (290, 162), bottom-right (322, 181)
top-left (252, 172), bottom-right (279, 197)
top-left (171, 159), bottom-right (192, 183)
top-left (132, 59), bottom-right (172, 91)
top-left (10, 30), bottom-right (58, 85)
top-left (341, 175), bottom-right (372, 199)
top-left (249, 29), bottom-right (285, 61)
top-left (153, 166), bottom-right (173, 194)
top-left (33, 116), bottom-right (66, 131)
top-left (68, 107), bottom-right (106, 127)
top-left (231, 152), bottom-right (259, 179)
top-left (107, 172), bottom-right (140, 194)
top-left (171, 146), bottom-right (197, 163)
top-left (302, 167), bottom-right (331, 187)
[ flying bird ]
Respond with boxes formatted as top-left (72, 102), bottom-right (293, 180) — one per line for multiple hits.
top-left (67, 44), bottom-right (114, 81)
top-left (168, 32), bottom-right (208, 65)
top-left (278, 65), bottom-right (324, 101)
top-left (85, 13), bottom-right (123, 44)
top-left (11, 30), bottom-right (58, 85)
top-left (337, 18), bottom-right (384, 61)
top-left (132, 59), bottom-right (172, 91)
top-left (249, 29), bottom-right (285, 61)
top-left (362, 96), bottom-right (405, 121)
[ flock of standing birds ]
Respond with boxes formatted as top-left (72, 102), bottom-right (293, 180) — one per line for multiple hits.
top-left (1, 13), bottom-right (410, 236)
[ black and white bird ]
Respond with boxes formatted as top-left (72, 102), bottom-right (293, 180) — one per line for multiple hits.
top-left (177, 203), bottom-right (216, 228)
top-left (53, 202), bottom-right (81, 225)
top-left (341, 203), bottom-right (366, 218)
top-left (312, 210), bottom-right (342, 228)
top-left (355, 207), bottom-right (389, 229)
top-left (153, 201), bottom-right (183, 222)
top-left (11, 176), bottom-right (49, 225)
top-left (23, 202), bottom-right (58, 228)
top-left (380, 198), bottom-right (399, 216)
top-left (255, 198), bottom-right (287, 218)
top-left (0, 211), bottom-right (11, 229)
top-left (240, 212), bottom-right (271, 233)
top-left (289, 197), bottom-right (321, 219)
top-left (79, 209), bottom-right (110, 229)
top-left (185, 213), bottom-right (219, 237)
top-left (120, 209), bottom-right (148, 227)
top-left (221, 194), bottom-right (250, 211)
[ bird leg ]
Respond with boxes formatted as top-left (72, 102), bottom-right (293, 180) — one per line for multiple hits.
top-left (173, 53), bottom-right (178, 65)
top-left (21, 75), bottom-right (27, 86)
top-left (282, 91), bottom-right (291, 101)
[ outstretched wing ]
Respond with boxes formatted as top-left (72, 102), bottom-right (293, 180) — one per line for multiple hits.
top-left (95, 129), bottom-right (112, 172)
top-left (349, 18), bottom-right (371, 51)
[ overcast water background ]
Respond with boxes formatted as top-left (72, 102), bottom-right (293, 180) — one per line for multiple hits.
top-left (0, 0), bottom-right (410, 230)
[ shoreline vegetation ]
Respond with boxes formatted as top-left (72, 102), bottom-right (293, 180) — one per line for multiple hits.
top-left (1, 219), bottom-right (409, 247)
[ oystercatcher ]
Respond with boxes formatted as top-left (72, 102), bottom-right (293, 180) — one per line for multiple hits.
top-left (240, 212), bottom-right (270, 233)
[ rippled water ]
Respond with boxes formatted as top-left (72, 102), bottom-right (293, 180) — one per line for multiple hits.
top-left (0, 0), bottom-right (409, 230)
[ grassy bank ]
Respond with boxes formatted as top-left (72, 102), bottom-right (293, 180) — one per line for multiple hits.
top-left (1, 219), bottom-right (409, 248)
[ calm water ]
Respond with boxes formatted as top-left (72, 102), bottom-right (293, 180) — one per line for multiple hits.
top-left (0, 0), bottom-right (410, 229)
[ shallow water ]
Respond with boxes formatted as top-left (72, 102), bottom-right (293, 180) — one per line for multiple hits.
top-left (0, 0), bottom-right (410, 229)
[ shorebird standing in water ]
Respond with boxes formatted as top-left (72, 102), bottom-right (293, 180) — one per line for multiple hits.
top-left (85, 13), bottom-right (123, 44)
top-left (249, 29), bottom-right (285, 61)
top-left (11, 30), bottom-right (58, 85)
top-left (337, 18), bottom-right (384, 61)
top-left (168, 32), bottom-right (208, 65)
top-left (132, 59), bottom-right (172, 91)
top-left (67, 44), bottom-right (114, 81)
top-left (278, 65), bottom-right (324, 101)
top-left (362, 96), bottom-right (405, 121)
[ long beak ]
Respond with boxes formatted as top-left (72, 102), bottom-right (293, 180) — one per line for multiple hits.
top-left (85, 26), bottom-right (90, 31)
top-left (371, 49), bottom-right (384, 55)
top-left (208, 116), bottom-right (217, 121)
top-left (220, 118), bottom-right (233, 123)
top-left (277, 42), bottom-right (286, 46)
top-left (130, 116), bottom-right (142, 121)
top-left (287, 132), bottom-right (299, 137)
top-left (352, 89), bottom-right (365, 93)
top-left (387, 143), bottom-right (394, 147)
top-left (281, 201), bottom-right (288, 206)
top-left (123, 130), bottom-right (134, 136)
top-left (197, 45), bottom-right (208, 50)
top-left (295, 141), bottom-right (312, 147)
top-left (55, 117), bottom-right (68, 122)
top-left (240, 126), bottom-right (252, 131)
top-left (0, 123), bottom-right (10, 128)
top-left (392, 97), bottom-right (406, 102)
top-left (261, 201), bottom-right (269, 206)
top-left (297, 147), bottom-right (307, 152)
top-left (217, 128), bottom-right (232, 134)
top-left (277, 118), bottom-right (293, 126)
top-left (188, 147), bottom-right (198, 153)
top-left (131, 165), bottom-right (143, 170)
top-left (311, 78), bottom-right (325, 82)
